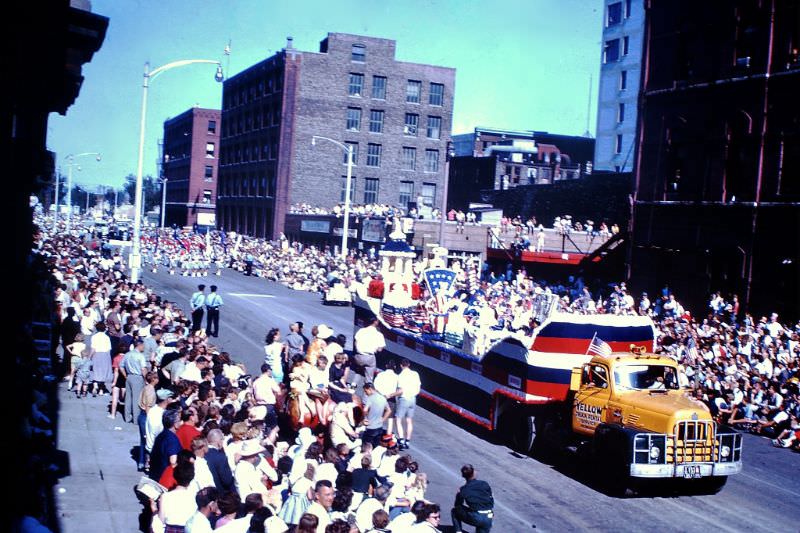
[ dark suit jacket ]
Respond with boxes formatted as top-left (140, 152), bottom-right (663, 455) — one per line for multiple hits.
top-left (205, 447), bottom-right (234, 492)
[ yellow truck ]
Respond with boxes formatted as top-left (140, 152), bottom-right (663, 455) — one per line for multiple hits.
top-left (532, 350), bottom-right (743, 493)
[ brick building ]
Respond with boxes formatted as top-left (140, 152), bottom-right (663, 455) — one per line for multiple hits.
top-left (630, 0), bottom-right (800, 317)
top-left (217, 33), bottom-right (456, 238)
top-left (162, 107), bottom-right (221, 228)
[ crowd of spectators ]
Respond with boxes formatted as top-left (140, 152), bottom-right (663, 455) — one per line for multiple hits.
top-left (42, 216), bottom-right (451, 532)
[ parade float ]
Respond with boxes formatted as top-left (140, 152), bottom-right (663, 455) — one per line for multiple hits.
top-left (353, 225), bottom-right (742, 492)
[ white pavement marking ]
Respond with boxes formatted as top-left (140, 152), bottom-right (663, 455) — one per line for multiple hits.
top-left (229, 293), bottom-right (276, 298)
top-left (740, 471), bottom-right (800, 497)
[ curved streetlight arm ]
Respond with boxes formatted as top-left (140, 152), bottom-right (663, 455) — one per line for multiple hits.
top-left (147, 59), bottom-right (222, 83)
top-left (311, 135), bottom-right (348, 153)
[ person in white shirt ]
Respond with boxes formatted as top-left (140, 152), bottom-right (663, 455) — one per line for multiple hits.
top-left (190, 437), bottom-right (216, 493)
top-left (158, 462), bottom-right (197, 529)
top-left (373, 360), bottom-right (400, 435)
top-left (184, 487), bottom-right (219, 533)
top-left (355, 484), bottom-right (389, 533)
top-left (389, 500), bottom-right (427, 532)
top-left (180, 356), bottom-right (209, 383)
top-left (354, 316), bottom-right (386, 383)
top-left (146, 389), bottom-right (174, 461)
top-left (305, 480), bottom-right (334, 532)
top-left (395, 358), bottom-right (421, 450)
top-left (233, 440), bottom-right (269, 500)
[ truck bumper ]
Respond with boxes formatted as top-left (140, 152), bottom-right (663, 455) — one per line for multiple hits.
top-left (630, 462), bottom-right (742, 478)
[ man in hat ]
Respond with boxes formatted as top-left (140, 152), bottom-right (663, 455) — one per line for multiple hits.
top-left (234, 439), bottom-right (269, 500)
top-left (190, 285), bottom-right (206, 333)
top-left (205, 285), bottom-right (223, 338)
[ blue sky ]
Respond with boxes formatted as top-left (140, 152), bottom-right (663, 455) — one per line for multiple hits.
top-left (48, 0), bottom-right (603, 189)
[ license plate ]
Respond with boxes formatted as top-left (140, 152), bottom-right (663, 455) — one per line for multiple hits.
top-left (682, 465), bottom-right (702, 479)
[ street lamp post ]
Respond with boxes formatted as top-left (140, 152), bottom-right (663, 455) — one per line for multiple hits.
top-left (130, 59), bottom-right (224, 284)
top-left (311, 135), bottom-right (353, 258)
top-left (160, 177), bottom-right (168, 228)
top-left (62, 152), bottom-right (101, 232)
top-left (438, 140), bottom-right (455, 246)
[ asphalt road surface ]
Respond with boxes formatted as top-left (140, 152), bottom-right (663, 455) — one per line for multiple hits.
top-left (142, 269), bottom-right (800, 532)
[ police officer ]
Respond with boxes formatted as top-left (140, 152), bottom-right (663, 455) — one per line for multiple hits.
top-left (205, 285), bottom-right (223, 337)
top-left (190, 284), bottom-right (206, 332)
top-left (451, 464), bottom-right (494, 533)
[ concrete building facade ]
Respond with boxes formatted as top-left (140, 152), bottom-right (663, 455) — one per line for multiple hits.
top-left (594, 0), bottom-right (644, 172)
top-left (217, 33), bottom-right (456, 239)
top-left (162, 107), bottom-right (221, 228)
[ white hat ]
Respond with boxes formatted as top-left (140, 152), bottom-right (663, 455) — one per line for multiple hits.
top-left (265, 515), bottom-right (289, 533)
top-left (239, 439), bottom-right (266, 458)
top-left (295, 426), bottom-right (315, 447)
top-left (316, 324), bottom-right (334, 339)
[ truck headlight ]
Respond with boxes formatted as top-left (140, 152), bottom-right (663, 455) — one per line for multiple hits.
top-left (720, 445), bottom-right (731, 459)
top-left (649, 446), bottom-right (661, 460)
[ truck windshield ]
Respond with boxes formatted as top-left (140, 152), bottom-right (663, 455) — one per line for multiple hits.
top-left (614, 365), bottom-right (679, 390)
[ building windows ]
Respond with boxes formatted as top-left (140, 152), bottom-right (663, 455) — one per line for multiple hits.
top-left (341, 176), bottom-right (356, 203)
top-left (352, 43), bottom-right (366, 62)
top-left (369, 109), bottom-right (385, 133)
top-left (604, 39), bottom-right (620, 63)
top-left (402, 147), bottom-right (416, 170)
top-left (426, 116), bottom-right (442, 139)
top-left (349, 73), bottom-right (364, 96)
top-left (208, 120), bottom-right (217, 134)
top-left (206, 142), bottom-right (216, 158)
top-left (205, 165), bottom-right (214, 180)
top-left (425, 149), bottom-right (439, 172)
top-left (366, 143), bottom-right (382, 167)
top-left (607, 2), bottom-right (622, 26)
top-left (421, 183), bottom-right (436, 207)
top-left (399, 181), bottom-right (414, 207)
top-left (406, 80), bottom-right (421, 103)
top-left (617, 103), bottom-right (625, 123)
top-left (203, 190), bottom-right (213, 204)
top-left (429, 83), bottom-right (444, 106)
top-left (364, 178), bottom-right (379, 204)
top-left (615, 134), bottom-right (623, 154)
top-left (623, 35), bottom-right (630, 56)
top-left (344, 142), bottom-right (359, 165)
top-left (346, 107), bottom-right (362, 131)
top-left (619, 70), bottom-right (628, 90)
top-left (372, 76), bottom-right (386, 99)
top-left (625, 0), bottom-right (632, 18)
top-left (404, 113), bottom-right (419, 136)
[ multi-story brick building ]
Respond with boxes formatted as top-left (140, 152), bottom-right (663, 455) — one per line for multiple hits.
top-left (162, 107), bottom-right (221, 228)
top-left (594, 0), bottom-right (644, 172)
top-left (217, 33), bottom-right (456, 239)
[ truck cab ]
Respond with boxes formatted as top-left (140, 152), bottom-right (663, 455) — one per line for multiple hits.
top-left (570, 353), bottom-right (742, 487)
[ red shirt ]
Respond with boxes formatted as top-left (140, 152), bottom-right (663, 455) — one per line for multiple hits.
top-left (175, 424), bottom-right (201, 450)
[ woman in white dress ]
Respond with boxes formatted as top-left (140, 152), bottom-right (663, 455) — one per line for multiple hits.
top-left (88, 322), bottom-right (113, 396)
top-left (264, 328), bottom-right (286, 383)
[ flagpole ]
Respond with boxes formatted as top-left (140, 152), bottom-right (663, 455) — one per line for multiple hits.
top-left (585, 331), bottom-right (597, 355)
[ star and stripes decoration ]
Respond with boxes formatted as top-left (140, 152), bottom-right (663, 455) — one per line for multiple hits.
top-left (424, 268), bottom-right (457, 297)
top-left (587, 333), bottom-right (613, 357)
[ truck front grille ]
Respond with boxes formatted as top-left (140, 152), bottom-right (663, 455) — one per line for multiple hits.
top-left (668, 420), bottom-right (715, 463)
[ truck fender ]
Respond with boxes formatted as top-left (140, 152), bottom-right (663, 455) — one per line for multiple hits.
top-left (593, 423), bottom-right (638, 466)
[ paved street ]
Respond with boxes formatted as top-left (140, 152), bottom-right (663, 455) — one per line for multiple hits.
top-left (55, 268), bottom-right (800, 533)
top-left (136, 268), bottom-right (800, 532)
